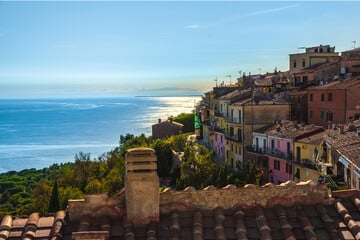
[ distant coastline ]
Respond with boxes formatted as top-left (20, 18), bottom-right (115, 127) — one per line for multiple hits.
top-left (135, 95), bottom-right (202, 98)
top-left (0, 96), bottom-right (201, 172)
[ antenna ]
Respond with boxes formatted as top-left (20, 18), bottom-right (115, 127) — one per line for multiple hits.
top-left (238, 70), bottom-right (242, 77)
top-left (297, 46), bottom-right (306, 53)
top-left (352, 41), bottom-right (357, 49)
top-left (214, 77), bottom-right (218, 87)
top-left (225, 74), bottom-right (232, 85)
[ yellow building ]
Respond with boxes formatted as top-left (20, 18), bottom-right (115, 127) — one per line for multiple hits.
top-left (293, 131), bottom-right (325, 182)
top-left (289, 45), bottom-right (339, 86)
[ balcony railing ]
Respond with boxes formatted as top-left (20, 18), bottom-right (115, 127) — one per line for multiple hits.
top-left (246, 145), bottom-right (292, 160)
top-left (213, 127), bottom-right (225, 134)
top-left (227, 117), bottom-right (242, 124)
top-left (295, 158), bottom-right (318, 170)
top-left (226, 134), bottom-right (242, 142)
top-left (215, 112), bottom-right (225, 118)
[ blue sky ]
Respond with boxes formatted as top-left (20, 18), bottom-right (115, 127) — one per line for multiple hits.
top-left (1, 1), bottom-right (360, 98)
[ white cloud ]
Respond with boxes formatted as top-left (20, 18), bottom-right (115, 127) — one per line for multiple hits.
top-left (244, 4), bottom-right (301, 17)
top-left (184, 24), bottom-right (201, 29)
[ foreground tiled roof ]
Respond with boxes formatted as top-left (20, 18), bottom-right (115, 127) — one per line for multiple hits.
top-left (3, 181), bottom-right (360, 240)
top-left (63, 181), bottom-right (360, 240)
top-left (0, 211), bottom-right (65, 240)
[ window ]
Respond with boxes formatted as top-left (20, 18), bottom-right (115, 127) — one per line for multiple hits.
top-left (271, 139), bottom-right (275, 150)
top-left (286, 163), bottom-right (292, 174)
top-left (287, 142), bottom-right (291, 154)
top-left (302, 76), bottom-right (308, 83)
top-left (320, 111), bottom-right (324, 120)
top-left (321, 94), bottom-right (324, 102)
top-left (263, 139), bottom-right (267, 150)
top-left (238, 110), bottom-right (242, 124)
top-left (238, 129), bottom-right (242, 142)
top-left (309, 94), bottom-right (313, 102)
top-left (328, 93), bottom-right (333, 102)
top-left (310, 110), bottom-right (313, 119)
top-left (274, 160), bottom-right (280, 170)
top-left (326, 112), bottom-right (333, 122)
top-left (293, 60), bottom-right (297, 68)
top-left (215, 134), bottom-right (218, 141)
top-left (302, 60), bottom-right (306, 67)
top-left (231, 144), bottom-right (234, 152)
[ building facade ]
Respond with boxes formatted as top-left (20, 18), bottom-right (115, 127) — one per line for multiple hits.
top-left (289, 45), bottom-right (339, 86)
top-left (307, 77), bottom-right (360, 127)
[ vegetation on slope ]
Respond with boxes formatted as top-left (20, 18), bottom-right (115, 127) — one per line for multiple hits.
top-left (0, 113), bottom-right (260, 216)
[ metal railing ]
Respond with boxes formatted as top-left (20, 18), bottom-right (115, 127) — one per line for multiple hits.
top-left (226, 134), bottom-right (242, 142)
top-left (297, 158), bottom-right (318, 170)
top-left (246, 145), bottom-right (292, 160)
top-left (226, 117), bottom-right (242, 124)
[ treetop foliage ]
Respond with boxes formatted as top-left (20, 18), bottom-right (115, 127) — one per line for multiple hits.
top-left (0, 112), bottom-right (260, 216)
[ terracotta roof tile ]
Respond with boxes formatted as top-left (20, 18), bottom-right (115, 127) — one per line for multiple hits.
top-left (6, 183), bottom-right (360, 240)
top-left (308, 77), bottom-right (360, 90)
top-left (0, 211), bottom-right (65, 240)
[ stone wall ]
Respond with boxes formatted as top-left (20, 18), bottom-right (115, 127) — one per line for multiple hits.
top-left (159, 180), bottom-right (329, 214)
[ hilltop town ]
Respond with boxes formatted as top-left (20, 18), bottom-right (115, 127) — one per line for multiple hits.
top-left (1, 45), bottom-right (360, 240)
top-left (195, 44), bottom-right (360, 189)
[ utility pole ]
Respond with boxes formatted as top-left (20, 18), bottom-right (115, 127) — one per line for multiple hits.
top-left (225, 75), bottom-right (232, 85)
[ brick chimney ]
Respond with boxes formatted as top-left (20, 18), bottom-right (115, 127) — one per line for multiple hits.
top-left (125, 148), bottom-right (159, 225)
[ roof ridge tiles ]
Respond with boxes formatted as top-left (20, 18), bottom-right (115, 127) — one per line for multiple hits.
top-left (160, 180), bottom-right (328, 214)
top-left (336, 201), bottom-right (360, 239)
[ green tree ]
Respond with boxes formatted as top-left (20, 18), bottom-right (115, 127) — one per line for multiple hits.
top-left (84, 179), bottom-right (103, 194)
top-left (153, 139), bottom-right (173, 177)
top-left (59, 186), bottom-right (83, 209)
top-left (172, 113), bottom-right (194, 133)
top-left (31, 180), bottom-right (51, 213)
top-left (48, 180), bottom-right (60, 213)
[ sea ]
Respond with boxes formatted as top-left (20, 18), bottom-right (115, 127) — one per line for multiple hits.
top-left (0, 96), bottom-right (201, 173)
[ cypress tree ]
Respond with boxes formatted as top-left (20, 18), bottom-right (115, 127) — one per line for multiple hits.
top-left (48, 180), bottom-right (60, 213)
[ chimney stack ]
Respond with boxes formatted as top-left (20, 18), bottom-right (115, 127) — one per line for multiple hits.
top-left (125, 148), bottom-right (159, 225)
top-left (158, 119), bottom-right (161, 124)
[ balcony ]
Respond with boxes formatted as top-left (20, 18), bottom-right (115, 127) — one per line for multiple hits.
top-left (295, 158), bottom-right (318, 170)
top-left (215, 112), bottom-right (225, 118)
top-left (245, 145), bottom-right (266, 155)
top-left (226, 134), bottom-right (242, 143)
top-left (226, 117), bottom-right (242, 125)
top-left (246, 145), bottom-right (293, 161)
top-left (265, 148), bottom-right (293, 161)
top-left (212, 127), bottom-right (225, 134)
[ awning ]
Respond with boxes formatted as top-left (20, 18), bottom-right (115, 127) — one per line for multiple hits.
top-left (338, 156), bottom-right (349, 168)
top-left (354, 170), bottom-right (360, 178)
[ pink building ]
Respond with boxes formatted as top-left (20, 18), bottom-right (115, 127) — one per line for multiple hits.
top-left (213, 132), bottom-right (225, 157)
top-left (258, 121), bottom-right (323, 184)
